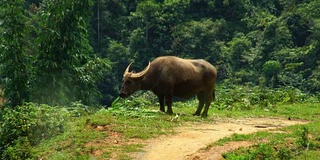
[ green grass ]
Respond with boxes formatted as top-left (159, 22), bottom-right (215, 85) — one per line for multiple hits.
top-left (2, 86), bottom-right (319, 159)
top-left (32, 103), bottom-right (198, 159)
top-left (91, 109), bottom-right (179, 139)
top-left (32, 115), bottom-right (107, 159)
top-left (274, 103), bottom-right (320, 121)
top-left (220, 121), bottom-right (320, 159)
top-left (31, 99), bottom-right (320, 160)
top-left (213, 103), bottom-right (320, 160)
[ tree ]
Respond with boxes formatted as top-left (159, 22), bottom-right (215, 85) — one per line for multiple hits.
top-left (262, 60), bottom-right (281, 87)
top-left (88, 0), bottom-right (320, 99)
top-left (33, 0), bottom-right (109, 105)
top-left (129, 0), bottom-right (189, 64)
top-left (90, 0), bottom-right (133, 55)
top-left (226, 33), bottom-right (253, 72)
top-left (0, 0), bottom-right (30, 107)
top-left (129, 0), bottom-right (164, 64)
top-left (171, 18), bottom-right (227, 62)
top-left (99, 40), bottom-right (131, 105)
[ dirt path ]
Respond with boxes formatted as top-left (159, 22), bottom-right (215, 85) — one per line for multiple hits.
top-left (133, 118), bottom-right (308, 160)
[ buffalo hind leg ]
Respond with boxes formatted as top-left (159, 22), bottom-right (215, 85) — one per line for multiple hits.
top-left (158, 95), bottom-right (165, 112)
top-left (202, 90), bottom-right (214, 117)
top-left (193, 92), bottom-right (205, 116)
top-left (165, 95), bottom-right (173, 114)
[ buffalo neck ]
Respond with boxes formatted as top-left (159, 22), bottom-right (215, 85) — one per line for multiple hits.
top-left (139, 75), bottom-right (156, 91)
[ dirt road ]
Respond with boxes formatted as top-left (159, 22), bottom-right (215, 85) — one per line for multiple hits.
top-left (133, 118), bottom-right (307, 160)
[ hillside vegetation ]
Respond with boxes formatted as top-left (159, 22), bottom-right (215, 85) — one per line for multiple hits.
top-left (1, 0), bottom-right (320, 159)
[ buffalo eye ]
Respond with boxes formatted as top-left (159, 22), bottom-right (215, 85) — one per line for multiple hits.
top-left (125, 80), bottom-right (132, 85)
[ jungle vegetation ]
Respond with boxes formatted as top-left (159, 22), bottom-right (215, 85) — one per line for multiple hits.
top-left (1, 0), bottom-right (320, 159)
top-left (1, 0), bottom-right (320, 107)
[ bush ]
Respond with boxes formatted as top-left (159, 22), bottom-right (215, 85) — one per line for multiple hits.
top-left (213, 85), bottom-right (312, 111)
top-left (0, 103), bottom-right (69, 159)
top-left (262, 60), bottom-right (281, 87)
top-left (2, 137), bottom-right (33, 160)
top-left (234, 69), bottom-right (259, 84)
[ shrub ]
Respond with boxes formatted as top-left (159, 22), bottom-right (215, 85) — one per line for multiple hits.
top-left (234, 69), bottom-right (259, 84)
top-left (262, 60), bottom-right (281, 87)
top-left (2, 137), bottom-right (33, 160)
top-left (0, 103), bottom-right (69, 159)
top-left (213, 85), bottom-right (311, 111)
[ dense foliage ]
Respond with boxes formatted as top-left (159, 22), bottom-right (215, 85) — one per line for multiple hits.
top-left (0, 0), bottom-right (30, 107)
top-left (1, 0), bottom-right (110, 107)
top-left (32, 0), bottom-right (111, 105)
top-left (89, 0), bottom-right (320, 104)
top-left (1, 0), bottom-right (320, 159)
top-left (1, 0), bottom-right (319, 106)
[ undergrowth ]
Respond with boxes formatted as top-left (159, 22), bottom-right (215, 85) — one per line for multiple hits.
top-left (0, 103), bottom-right (69, 159)
top-left (1, 85), bottom-right (319, 159)
top-left (222, 123), bottom-right (320, 160)
top-left (213, 85), bottom-right (319, 111)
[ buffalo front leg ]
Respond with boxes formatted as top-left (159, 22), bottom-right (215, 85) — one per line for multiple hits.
top-left (165, 95), bottom-right (173, 114)
top-left (193, 92), bottom-right (205, 116)
top-left (158, 95), bottom-right (165, 112)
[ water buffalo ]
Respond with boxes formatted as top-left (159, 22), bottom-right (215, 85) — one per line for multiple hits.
top-left (119, 56), bottom-right (217, 117)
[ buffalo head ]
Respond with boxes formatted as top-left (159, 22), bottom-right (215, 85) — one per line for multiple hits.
top-left (119, 62), bottom-right (150, 98)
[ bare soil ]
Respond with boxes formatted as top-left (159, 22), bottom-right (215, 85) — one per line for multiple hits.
top-left (132, 117), bottom-right (308, 160)
top-left (86, 117), bottom-right (307, 159)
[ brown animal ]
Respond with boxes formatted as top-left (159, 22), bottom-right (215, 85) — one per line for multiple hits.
top-left (119, 56), bottom-right (217, 117)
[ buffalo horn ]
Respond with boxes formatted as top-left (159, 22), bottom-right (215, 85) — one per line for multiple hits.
top-left (130, 62), bottom-right (151, 79)
top-left (123, 62), bottom-right (133, 77)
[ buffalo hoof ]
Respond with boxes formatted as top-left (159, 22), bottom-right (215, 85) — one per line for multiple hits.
top-left (201, 113), bottom-right (208, 118)
top-left (166, 111), bottom-right (174, 115)
top-left (193, 112), bottom-right (201, 116)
